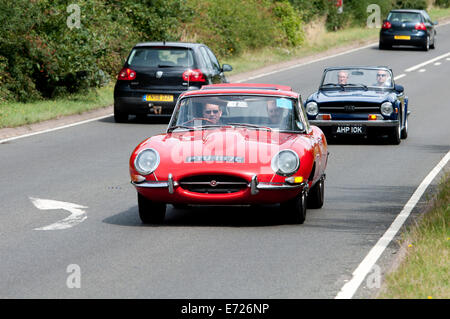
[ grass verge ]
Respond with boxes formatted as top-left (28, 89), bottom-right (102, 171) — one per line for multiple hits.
top-left (0, 84), bottom-right (114, 129)
top-left (1, 7), bottom-right (450, 129)
top-left (377, 172), bottom-right (450, 299)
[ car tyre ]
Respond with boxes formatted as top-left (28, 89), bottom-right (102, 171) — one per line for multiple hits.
top-left (138, 193), bottom-right (166, 224)
top-left (422, 36), bottom-right (430, 51)
top-left (281, 190), bottom-right (307, 224)
top-left (389, 120), bottom-right (401, 145)
top-left (379, 41), bottom-right (390, 50)
top-left (307, 177), bottom-right (325, 209)
top-left (401, 115), bottom-right (408, 139)
top-left (114, 105), bottom-right (128, 123)
top-left (430, 33), bottom-right (436, 49)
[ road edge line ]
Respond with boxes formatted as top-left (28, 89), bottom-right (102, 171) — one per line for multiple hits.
top-left (335, 150), bottom-right (450, 299)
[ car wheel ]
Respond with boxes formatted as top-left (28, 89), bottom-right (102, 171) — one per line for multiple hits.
top-left (138, 193), bottom-right (166, 224)
top-left (114, 107), bottom-right (128, 123)
top-left (430, 33), bottom-right (436, 49)
top-left (422, 36), bottom-right (430, 51)
top-left (401, 115), bottom-right (408, 139)
top-left (379, 41), bottom-right (390, 50)
top-left (281, 190), bottom-right (307, 224)
top-left (307, 177), bottom-right (325, 209)
top-left (389, 120), bottom-right (401, 145)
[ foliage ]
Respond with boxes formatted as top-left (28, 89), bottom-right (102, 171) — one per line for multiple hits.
top-left (435, 0), bottom-right (450, 8)
top-left (394, 0), bottom-right (428, 10)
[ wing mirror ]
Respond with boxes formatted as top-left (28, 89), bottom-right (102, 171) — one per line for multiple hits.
top-left (394, 84), bottom-right (404, 93)
top-left (221, 64), bottom-right (233, 72)
top-left (434, 21), bottom-right (438, 25)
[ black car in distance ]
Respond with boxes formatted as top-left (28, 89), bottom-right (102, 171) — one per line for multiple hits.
top-left (113, 42), bottom-right (232, 122)
top-left (379, 9), bottom-right (437, 51)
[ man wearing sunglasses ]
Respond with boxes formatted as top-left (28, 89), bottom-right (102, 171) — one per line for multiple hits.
top-left (203, 103), bottom-right (223, 124)
top-left (374, 70), bottom-right (391, 87)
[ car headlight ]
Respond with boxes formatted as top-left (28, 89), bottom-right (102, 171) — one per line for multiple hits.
top-left (380, 102), bottom-right (393, 116)
top-left (134, 148), bottom-right (160, 175)
top-left (306, 102), bottom-right (319, 117)
top-left (271, 150), bottom-right (300, 176)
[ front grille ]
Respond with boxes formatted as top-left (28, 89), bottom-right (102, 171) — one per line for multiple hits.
top-left (179, 175), bottom-right (248, 193)
top-left (319, 102), bottom-right (380, 114)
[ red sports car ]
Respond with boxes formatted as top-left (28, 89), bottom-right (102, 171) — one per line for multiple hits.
top-left (129, 83), bottom-right (328, 224)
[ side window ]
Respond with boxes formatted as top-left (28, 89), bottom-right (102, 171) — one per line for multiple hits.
top-left (205, 47), bottom-right (221, 72)
top-left (199, 47), bottom-right (213, 71)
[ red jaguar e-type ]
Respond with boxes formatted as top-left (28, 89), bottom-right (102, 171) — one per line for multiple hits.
top-left (129, 83), bottom-right (328, 224)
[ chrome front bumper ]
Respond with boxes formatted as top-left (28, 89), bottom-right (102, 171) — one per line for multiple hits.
top-left (309, 119), bottom-right (399, 127)
top-left (131, 174), bottom-right (306, 195)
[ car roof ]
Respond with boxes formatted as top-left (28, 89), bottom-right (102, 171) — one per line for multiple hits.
top-left (388, 9), bottom-right (425, 14)
top-left (133, 42), bottom-right (204, 49)
top-left (201, 83), bottom-right (293, 92)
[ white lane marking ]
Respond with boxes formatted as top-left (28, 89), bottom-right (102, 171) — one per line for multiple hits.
top-left (335, 150), bottom-right (450, 299)
top-left (30, 197), bottom-right (88, 230)
top-left (447, 57), bottom-right (450, 61)
top-left (0, 114), bottom-right (112, 144)
top-left (236, 42), bottom-right (378, 82)
top-left (434, 62), bottom-right (441, 66)
top-left (405, 52), bottom-right (450, 72)
top-left (394, 74), bottom-right (406, 80)
top-left (418, 69), bottom-right (426, 73)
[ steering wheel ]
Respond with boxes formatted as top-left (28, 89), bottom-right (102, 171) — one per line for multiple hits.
top-left (182, 118), bottom-right (216, 125)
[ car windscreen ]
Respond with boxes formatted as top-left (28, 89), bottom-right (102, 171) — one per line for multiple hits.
top-left (169, 95), bottom-right (303, 132)
top-left (321, 68), bottom-right (393, 89)
top-left (387, 12), bottom-right (422, 23)
top-left (128, 47), bottom-right (195, 68)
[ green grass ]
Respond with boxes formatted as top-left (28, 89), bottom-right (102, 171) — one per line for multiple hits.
top-left (0, 84), bottom-right (114, 129)
top-left (378, 173), bottom-right (450, 299)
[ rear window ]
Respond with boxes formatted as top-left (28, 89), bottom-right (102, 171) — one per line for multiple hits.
top-left (387, 12), bottom-right (422, 23)
top-left (128, 47), bottom-right (195, 68)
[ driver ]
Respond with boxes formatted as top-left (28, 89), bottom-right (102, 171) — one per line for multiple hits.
top-left (202, 103), bottom-right (223, 124)
top-left (374, 70), bottom-right (391, 87)
top-left (267, 100), bottom-right (283, 126)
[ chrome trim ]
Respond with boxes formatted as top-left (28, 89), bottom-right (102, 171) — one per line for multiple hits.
top-left (131, 181), bottom-right (170, 188)
top-left (168, 173), bottom-right (174, 194)
top-left (309, 119), bottom-right (399, 127)
top-left (257, 182), bottom-right (305, 190)
top-left (250, 175), bottom-right (259, 195)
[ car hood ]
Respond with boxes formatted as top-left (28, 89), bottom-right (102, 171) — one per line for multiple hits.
top-left (311, 89), bottom-right (395, 104)
top-left (131, 127), bottom-right (315, 181)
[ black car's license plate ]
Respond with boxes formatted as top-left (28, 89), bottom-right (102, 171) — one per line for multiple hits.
top-left (332, 125), bottom-right (366, 135)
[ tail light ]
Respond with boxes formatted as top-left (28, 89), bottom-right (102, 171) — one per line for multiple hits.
top-left (118, 68), bottom-right (136, 80)
top-left (415, 23), bottom-right (427, 31)
top-left (382, 21), bottom-right (392, 29)
top-left (182, 69), bottom-right (206, 82)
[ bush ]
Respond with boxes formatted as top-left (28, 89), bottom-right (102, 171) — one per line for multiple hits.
top-left (435, 0), bottom-right (450, 8)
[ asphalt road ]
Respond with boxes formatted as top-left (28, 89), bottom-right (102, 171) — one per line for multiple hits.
top-left (1, 24), bottom-right (449, 299)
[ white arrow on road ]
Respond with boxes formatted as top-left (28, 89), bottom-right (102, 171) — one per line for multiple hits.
top-left (30, 197), bottom-right (87, 230)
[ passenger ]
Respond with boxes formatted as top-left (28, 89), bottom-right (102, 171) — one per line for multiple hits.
top-left (337, 70), bottom-right (349, 85)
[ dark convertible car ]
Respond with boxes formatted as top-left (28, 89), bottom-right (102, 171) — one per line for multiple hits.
top-left (305, 67), bottom-right (409, 144)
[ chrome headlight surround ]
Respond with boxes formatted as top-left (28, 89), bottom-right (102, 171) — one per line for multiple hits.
top-left (271, 150), bottom-right (300, 176)
top-left (134, 148), bottom-right (160, 175)
top-left (380, 102), bottom-right (393, 116)
top-left (306, 101), bottom-right (319, 117)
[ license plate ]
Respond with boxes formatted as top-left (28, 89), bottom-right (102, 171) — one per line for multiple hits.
top-left (394, 35), bottom-right (411, 40)
top-left (143, 94), bottom-right (173, 102)
top-left (332, 125), bottom-right (366, 135)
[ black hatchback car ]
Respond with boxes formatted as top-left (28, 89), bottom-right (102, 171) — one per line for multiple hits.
top-left (379, 9), bottom-right (437, 51)
top-left (113, 42), bottom-right (232, 122)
